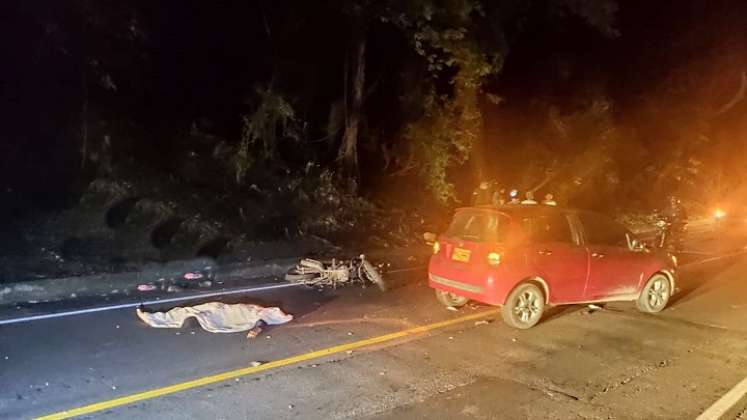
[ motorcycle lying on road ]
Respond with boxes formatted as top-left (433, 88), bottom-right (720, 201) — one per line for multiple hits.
top-left (284, 255), bottom-right (387, 291)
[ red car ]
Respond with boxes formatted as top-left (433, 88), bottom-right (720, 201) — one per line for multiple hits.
top-left (428, 205), bottom-right (677, 329)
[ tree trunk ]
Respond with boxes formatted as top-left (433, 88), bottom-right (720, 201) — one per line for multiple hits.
top-left (80, 68), bottom-right (89, 168)
top-left (337, 26), bottom-right (366, 190)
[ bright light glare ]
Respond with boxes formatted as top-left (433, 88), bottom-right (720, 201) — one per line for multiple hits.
top-left (487, 252), bottom-right (502, 266)
top-left (433, 241), bottom-right (440, 255)
top-left (714, 208), bottom-right (727, 219)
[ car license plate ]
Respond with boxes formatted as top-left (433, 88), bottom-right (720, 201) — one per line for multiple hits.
top-left (452, 248), bottom-right (471, 262)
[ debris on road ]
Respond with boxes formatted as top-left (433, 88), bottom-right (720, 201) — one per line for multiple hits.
top-left (183, 272), bottom-right (204, 280)
top-left (136, 302), bottom-right (293, 334)
top-left (198, 280), bottom-right (212, 288)
top-left (249, 361), bottom-right (263, 367)
top-left (446, 306), bottom-right (458, 311)
top-left (474, 320), bottom-right (490, 326)
top-left (137, 284), bottom-right (157, 292)
top-left (580, 304), bottom-right (604, 315)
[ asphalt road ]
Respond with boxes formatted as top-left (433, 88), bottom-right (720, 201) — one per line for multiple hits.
top-left (2, 224), bottom-right (747, 419)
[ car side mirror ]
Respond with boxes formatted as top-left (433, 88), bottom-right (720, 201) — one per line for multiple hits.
top-left (423, 232), bottom-right (437, 245)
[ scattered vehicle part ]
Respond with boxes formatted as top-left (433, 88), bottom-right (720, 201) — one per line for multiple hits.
top-left (436, 290), bottom-right (468, 308)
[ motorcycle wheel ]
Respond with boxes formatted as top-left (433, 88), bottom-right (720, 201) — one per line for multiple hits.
top-left (360, 259), bottom-right (387, 291)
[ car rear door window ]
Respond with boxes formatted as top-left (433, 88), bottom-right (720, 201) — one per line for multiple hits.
top-left (578, 213), bottom-right (631, 247)
top-left (522, 214), bottom-right (574, 244)
top-left (445, 211), bottom-right (509, 242)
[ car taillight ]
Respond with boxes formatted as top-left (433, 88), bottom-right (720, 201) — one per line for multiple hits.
top-left (487, 252), bottom-right (502, 266)
top-left (433, 241), bottom-right (441, 255)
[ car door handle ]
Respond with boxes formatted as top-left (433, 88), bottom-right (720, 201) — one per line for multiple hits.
top-left (591, 252), bottom-right (605, 259)
top-left (538, 249), bottom-right (553, 256)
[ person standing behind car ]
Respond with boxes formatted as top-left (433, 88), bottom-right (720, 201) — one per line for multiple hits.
top-left (521, 191), bottom-right (538, 205)
top-left (492, 186), bottom-right (506, 206)
top-left (471, 181), bottom-right (493, 206)
top-left (668, 196), bottom-right (687, 240)
top-left (542, 193), bottom-right (557, 206)
top-left (508, 189), bottom-right (520, 204)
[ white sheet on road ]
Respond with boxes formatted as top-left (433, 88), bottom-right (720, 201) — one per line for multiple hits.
top-left (136, 302), bottom-right (293, 333)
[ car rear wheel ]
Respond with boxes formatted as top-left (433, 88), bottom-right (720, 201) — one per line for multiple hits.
top-left (501, 283), bottom-right (545, 329)
top-left (435, 289), bottom-right (469, 308)
top-left (636, 274), bottom-right (671, 313)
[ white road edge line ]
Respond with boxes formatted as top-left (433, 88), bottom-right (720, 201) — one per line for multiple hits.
top-left (696, 376), bottom-right (747, 420)
top-left (680, 250), bottom-right (747, 267)
top-left (0, 283), bottom-right (301, 326)
top-left (0, 266), bottom-right (427, 326)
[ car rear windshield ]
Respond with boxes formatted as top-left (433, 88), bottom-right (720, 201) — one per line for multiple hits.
top-left (445, 211), bottom-right (509, 242)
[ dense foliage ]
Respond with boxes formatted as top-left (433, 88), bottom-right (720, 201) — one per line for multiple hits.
top-left (5, 0), bottom-right (747, 220)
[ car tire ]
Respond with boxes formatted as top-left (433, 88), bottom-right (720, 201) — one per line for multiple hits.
top-left (501, 283), bottom-right (545, 329)
top-left (636, 273), bottom-right (671, 313)
top-left (435, 289), bottom-right (469, 308)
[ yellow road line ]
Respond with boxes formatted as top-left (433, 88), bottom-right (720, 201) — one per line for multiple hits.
top-left (37, 308), bottom-right (501, 420)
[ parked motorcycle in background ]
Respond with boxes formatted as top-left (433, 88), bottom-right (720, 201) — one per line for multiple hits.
top-left (655, 214), bottom-right (687, 252)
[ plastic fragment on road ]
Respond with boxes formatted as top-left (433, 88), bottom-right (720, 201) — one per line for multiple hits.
top-left (136, 302), bottom-right (293, 334)
top-left (183, 272), bottom-right (203, 280)
top-left (137, 284), bottom-right (157, 292)
top-left (446, 306), bottom-right (458, 311)
top-left (580, 304), bottom-right (603, 315)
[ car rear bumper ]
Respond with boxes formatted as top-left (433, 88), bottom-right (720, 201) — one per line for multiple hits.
top-left (427, 258), bottom-right (511, 305)
top-left (429, 273), bottom-right (485, 294)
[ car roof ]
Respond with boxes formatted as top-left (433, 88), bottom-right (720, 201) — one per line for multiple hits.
top-left (456, 204), bottom-right (574, 217)
top-left (456, 205), bottom-right (620, 223)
